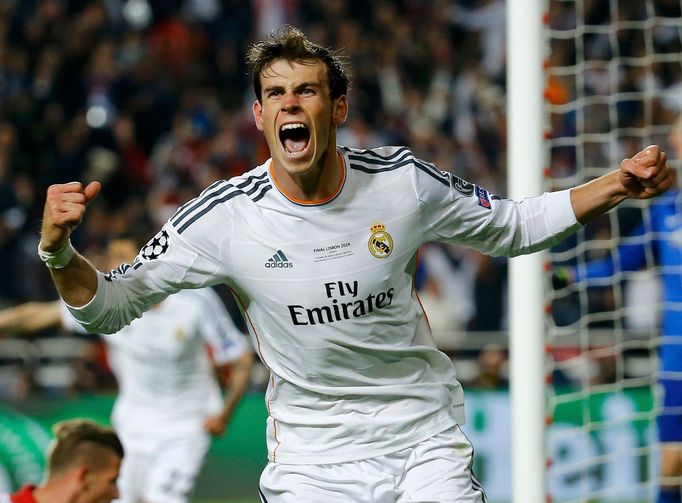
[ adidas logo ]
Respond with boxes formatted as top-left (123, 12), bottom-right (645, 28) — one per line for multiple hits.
top-left (265, 250), bottom-right (294, 268)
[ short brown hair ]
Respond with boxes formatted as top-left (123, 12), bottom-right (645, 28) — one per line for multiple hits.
top-left (246, 25), bottom-right (351, 102)
top-left (46, 419), bottom-right (124, 476)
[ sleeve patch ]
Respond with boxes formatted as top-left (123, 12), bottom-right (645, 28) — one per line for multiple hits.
top-left (141, 230), bottom-right (170, 261)
top-left (475, 185), bottom-right (492, 209)
top-left (450, 174), bottom-right (475, 196)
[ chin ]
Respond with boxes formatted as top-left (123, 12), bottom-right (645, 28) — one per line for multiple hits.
top-left (277, 147), bottom-right (319, 174)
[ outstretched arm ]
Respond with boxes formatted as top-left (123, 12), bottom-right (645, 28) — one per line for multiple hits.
top-left (570, 145), bottom-right (673, 225)
top-left (0, 301), bottom-right (62, 334)
top-left (203, 351), bottom-right (254, 436)
top-left (39, 181), bottom-right (101, 307)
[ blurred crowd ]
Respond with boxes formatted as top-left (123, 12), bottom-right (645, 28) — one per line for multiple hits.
top-left (0, 0), bottom-right (680, 396)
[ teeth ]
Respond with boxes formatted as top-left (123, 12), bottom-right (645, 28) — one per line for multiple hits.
top-left (281, 123), bottom-right (307, 131)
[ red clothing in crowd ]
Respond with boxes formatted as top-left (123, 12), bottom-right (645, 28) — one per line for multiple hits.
top-left (9, 486), bottom-right (37, 503)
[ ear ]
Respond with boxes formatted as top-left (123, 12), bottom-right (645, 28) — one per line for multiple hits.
top-left (64, 465), bottom-right (88, 492)
top-left (332, 95), bottom-right (348, 126)
top-left (252, 100), bottom-right (264, 131)
top-left (75, 465), bottom-right (88, 483)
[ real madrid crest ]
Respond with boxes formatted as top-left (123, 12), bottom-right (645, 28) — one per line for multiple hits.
top-left (368, 222), bottom-right (393, 259)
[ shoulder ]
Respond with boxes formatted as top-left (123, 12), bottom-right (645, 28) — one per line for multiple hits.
top-left (224, 164), bottom-right (271, 194)
top-left (168, 164), bottom-right (272, 235)
top-left (340, 145), bottom-right (415, 174)
top-left (340, 145), bottom-right (451, 187)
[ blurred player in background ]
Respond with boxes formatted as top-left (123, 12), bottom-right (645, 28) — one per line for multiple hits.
top-left (554, 117), bottom-right (682, 503)
top-left (0, 237), bottom-right (254, 503)
top-left (0, 418), bottom-right (123, 503)
top-left (37, 27), bottom-right (673, 502)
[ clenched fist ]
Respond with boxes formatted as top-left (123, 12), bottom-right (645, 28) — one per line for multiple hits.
top-left (618, 145), bottom-right (674, 199)
top-left (40, 181), bottom-right (101, 252)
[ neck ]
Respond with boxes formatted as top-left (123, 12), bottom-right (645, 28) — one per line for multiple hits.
top-left (33, 481), bottom-right (75, 503)
top-left (271, 148), bottom-right (343, 203)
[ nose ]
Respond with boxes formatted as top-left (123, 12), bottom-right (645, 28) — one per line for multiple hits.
top-left (281, 92), bottom-right (300, 113)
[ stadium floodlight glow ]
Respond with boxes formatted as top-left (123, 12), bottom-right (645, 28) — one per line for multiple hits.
top-left (122, 0), bottom-right (152, 29)
top-left (85, 105), bottom-right (108, 129)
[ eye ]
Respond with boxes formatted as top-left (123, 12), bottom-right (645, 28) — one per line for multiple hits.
top-left (300, 88), bottom-right (314, 95)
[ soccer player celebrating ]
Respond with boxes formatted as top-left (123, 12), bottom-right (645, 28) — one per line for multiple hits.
top-left (0, 237), bottom-right (253, 503)
top-left (38, 27), bottom-right (673, 502)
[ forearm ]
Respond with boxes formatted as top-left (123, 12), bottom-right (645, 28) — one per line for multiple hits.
top-left (48, 252), bottom-right (99, 307)
top-left (570, 170), bottom-right (629, 225)
top-left (0, 301), bottom-right (61, 333)
top-left (570, 145), bottom-right (673, 223)
top-left (39, 181), bottom-right (103, 307)
top-left (219, 353), bottom-right (253, 420)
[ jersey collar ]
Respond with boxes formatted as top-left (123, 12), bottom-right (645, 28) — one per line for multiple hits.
top-left (269, 150), bottom-right (346, 207)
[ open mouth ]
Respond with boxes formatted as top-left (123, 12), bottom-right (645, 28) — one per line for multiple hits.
top-left (279, 123), bottom-right (310, 155)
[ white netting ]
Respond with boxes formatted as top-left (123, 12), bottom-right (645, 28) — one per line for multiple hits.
top-left (544, 1), bottom-right (682, 502)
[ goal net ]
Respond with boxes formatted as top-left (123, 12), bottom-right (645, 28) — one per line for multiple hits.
top-left (544, 1), bottom-right (682, 502)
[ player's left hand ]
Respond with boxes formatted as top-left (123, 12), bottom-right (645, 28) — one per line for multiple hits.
top-left (203, 414), bottom-right (229, 436)
top-left (619, 145), bottom-right (674, 199)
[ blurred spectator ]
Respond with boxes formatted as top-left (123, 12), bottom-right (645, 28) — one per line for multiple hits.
top-left (467, 254), bottom-right (507, 332)
top-left (446, 0), bottom-right (506, 81)
top-left (473, 343), bottom-right (509, 389)
top-left (418, 243), bottom-right (476, 342)
top-left (0, 123), bottom-right (30, 302)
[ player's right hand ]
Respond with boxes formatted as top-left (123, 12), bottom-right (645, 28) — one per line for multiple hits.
top-left (40, 181), bottom-right (101, 251)
top-left (203, 413), bottom-right (229, 436)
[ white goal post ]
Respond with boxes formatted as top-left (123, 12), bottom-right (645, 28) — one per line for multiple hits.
top-left (507, 1), bottom-right (546, 502)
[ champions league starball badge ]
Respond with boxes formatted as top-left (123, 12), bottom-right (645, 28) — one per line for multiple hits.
top-left (141, 230), bottom-right (170, 260)
top-left (368, 222), bottom-right (393, 259)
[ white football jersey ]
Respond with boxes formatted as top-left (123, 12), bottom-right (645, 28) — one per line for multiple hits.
top-left (69, 146), bottom-right (580, 464)
top-left (62, 288), bottom-right (249, 436)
